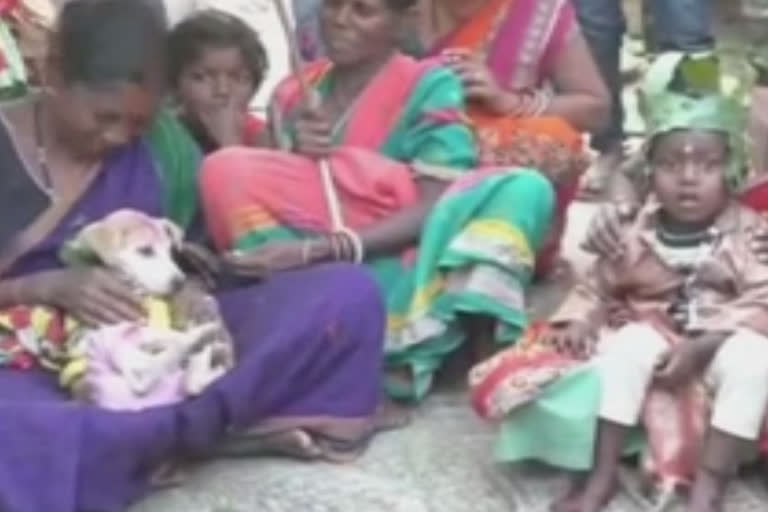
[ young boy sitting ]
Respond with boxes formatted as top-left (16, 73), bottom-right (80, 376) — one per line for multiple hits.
top-left (470, 52), bottom-right (768, 512)
top-left (549, 53), bottom-right (768, 512)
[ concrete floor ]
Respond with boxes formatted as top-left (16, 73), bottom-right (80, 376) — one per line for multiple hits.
top-left (131, 204), bottom-right (768, 512)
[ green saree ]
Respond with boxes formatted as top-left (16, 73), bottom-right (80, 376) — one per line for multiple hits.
top-left (199, 54), bottom-right (555, 400)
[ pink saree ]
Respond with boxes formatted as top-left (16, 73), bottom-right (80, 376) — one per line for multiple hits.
top-left (200, 55), bottom-right (432, 251)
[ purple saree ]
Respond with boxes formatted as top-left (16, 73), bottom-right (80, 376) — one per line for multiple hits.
top-left (0, 131), bottom-right (385, 512)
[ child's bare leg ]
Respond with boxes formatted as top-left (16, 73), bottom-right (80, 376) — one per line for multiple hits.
top-left (551, 420), bottom-right (627, 512)
top-left (552, 323), bottom-right (667, 512)
top-left (688, 428), bottom-right (748, 512)
top-left (691, 330), bottom-right (768, 510)
top-left (551, 472), bottom-right (587, 511)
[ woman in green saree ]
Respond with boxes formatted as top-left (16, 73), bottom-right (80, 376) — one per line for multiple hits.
top-left (199, 0), bottom-right (555, 401)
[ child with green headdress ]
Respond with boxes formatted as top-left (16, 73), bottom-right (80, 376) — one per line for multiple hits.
top-left (470, 53), bottom-right (768, 512)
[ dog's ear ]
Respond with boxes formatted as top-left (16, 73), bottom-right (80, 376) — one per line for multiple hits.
top-left (62, 221), bottom-right (120, 266)
top-left (156, 219), bottom-right (183, 248)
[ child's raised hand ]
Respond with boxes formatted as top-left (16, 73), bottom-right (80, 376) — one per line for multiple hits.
top-left (540, 321), bottom-right (593, 359)
top-left (582, 202), bottom-right (637, 260)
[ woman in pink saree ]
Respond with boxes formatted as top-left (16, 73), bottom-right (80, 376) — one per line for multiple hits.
top-left (294, 0), bottom-right (609, 276)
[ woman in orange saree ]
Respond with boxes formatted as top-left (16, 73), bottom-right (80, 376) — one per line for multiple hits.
top-left (417, 0), bottom-right (609, 276)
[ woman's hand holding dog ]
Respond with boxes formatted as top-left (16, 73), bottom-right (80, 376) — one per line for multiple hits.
top-left (30, 268), bottom-right (144, 327)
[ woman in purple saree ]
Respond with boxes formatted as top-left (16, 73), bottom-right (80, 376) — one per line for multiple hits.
top-left (0, 2), bottom-right (387, 511)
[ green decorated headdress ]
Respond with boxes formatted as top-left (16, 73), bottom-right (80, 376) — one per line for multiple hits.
top-left (640, 52), bottom-right (747, 189)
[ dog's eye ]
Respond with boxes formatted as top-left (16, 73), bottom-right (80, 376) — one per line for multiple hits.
top-left (138, 246), bottom-right (155, 257)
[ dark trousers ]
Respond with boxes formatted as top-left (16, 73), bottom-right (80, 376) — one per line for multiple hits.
top-left (573, 0), bottom-right (714, 150)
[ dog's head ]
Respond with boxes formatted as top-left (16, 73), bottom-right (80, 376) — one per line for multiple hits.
top-left (69, 210), bottom-right (185, 295)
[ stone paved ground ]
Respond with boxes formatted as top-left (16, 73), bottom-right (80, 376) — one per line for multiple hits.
top-left (133, 1), bottom-right (768, 510)
top-left (132, 203), bottom-right (768, 512)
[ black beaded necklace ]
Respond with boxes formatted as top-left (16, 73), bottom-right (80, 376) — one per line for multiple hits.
top-left (655, 224), bottom-right (718, 334)
top-left (32, 99), bottom-right (53, 193)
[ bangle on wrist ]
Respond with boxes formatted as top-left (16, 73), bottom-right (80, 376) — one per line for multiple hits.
top-left (500, 92), bottom-right (522, 116)
top-left (337, 228), bottom-right (365, 263)
top-left (329, 234), bottom-right (341, 261)
top-left (325, 230), bottom-right (365, 263)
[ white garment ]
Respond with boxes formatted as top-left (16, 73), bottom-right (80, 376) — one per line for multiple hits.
top-left (595, 322), bottom-right (768, 440)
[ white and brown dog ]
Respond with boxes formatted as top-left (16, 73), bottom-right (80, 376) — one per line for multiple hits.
top-left (63, 209), bottom-right (234, 411)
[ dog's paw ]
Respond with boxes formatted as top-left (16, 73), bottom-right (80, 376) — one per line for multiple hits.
top-left (211, 341), bottom-right (235, 368)
top-left (170, 287), bottom-right (221, 329)
top-left (183, 342), bottom-right (230, 396)
top-left (186, 322), bottom-right (220, 350)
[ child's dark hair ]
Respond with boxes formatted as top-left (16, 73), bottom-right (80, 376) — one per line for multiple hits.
top-left (386, 0), bottom-right (418, 9)
top-left (168, 10), bottom-right (268, 90)
top-left (56, 0), bottom-right (166, 87)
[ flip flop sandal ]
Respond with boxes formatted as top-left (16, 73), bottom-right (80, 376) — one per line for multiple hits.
top-left (212, 428), bottom-right (322, 460)
top-left (303, 403), bottom-right (412, 464)
top-left (149, 462), bottom-right (188, 489)
top-left (310, 431), bottom-right (376, 464)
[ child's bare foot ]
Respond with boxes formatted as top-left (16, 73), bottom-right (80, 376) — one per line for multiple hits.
top-left (550, 476), bottom-right (586, 512)
top-left (687, 469), bottom-right (727, 512)
top-left (552, 472), bottom-right (619, 512)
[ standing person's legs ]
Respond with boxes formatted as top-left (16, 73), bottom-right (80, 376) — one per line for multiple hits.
top-left (572, 0), bottom-right (626, 199)
top-left (743, 0), bottom-right (768, 175)
top-left (293, 0), bottom-right (325, 61)
top-left (648, 0), bottom-right (714, 53)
